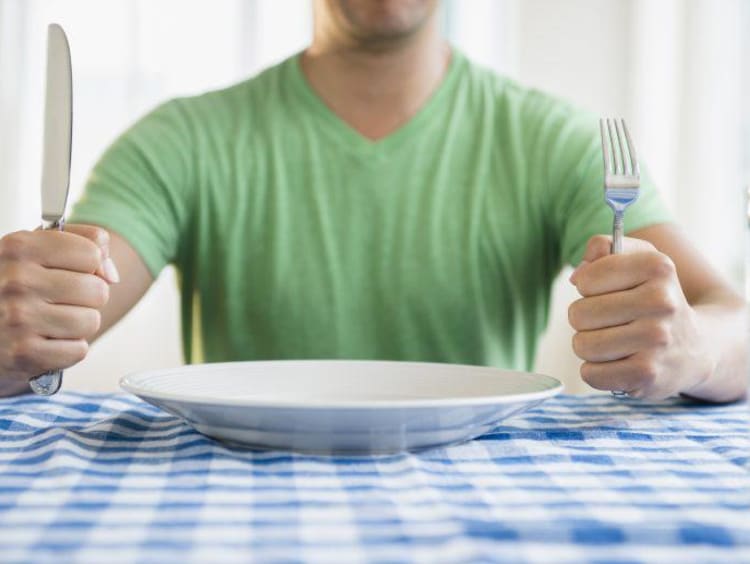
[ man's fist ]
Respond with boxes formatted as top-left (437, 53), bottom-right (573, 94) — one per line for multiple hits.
top-left (0, 225), bottom-right (119, 396)
top-left (568, 235), bottom-right (712, 399)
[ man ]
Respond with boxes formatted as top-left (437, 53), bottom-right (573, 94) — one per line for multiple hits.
top-left (0, 0), bottom-right (745, 401)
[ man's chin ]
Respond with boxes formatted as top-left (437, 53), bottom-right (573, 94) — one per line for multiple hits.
top-left (335, 0), bottom-right (436, 46)
top-left (349, 25), bottom-right (423, 48)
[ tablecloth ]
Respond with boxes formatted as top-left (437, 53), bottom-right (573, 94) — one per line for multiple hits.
top-left (0, 392), bottom-right (747, 563)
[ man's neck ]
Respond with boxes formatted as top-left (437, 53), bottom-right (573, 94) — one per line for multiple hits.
top-left (301, 19), bottom-right (450, 141)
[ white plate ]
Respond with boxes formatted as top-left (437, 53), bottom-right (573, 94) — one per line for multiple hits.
top-left (120, 360), bottom-right (563, 454)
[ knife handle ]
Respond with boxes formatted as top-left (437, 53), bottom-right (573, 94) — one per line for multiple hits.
top-left (29, 370), bottom-right (63, 395)
top-left (29, 218), bottom-right (65, 396)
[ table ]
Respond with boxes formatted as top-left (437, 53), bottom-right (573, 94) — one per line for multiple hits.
top-left (0, 392), bottom-right (747, 563)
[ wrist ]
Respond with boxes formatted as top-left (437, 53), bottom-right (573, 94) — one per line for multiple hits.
top-left (677, 304), bottom-right (746, 402)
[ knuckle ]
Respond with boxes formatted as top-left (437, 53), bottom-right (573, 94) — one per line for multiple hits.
top-left (82, 242), bottom-right (103, 272)
top-left (571, 332), bottom-right (588, 359)
top-left (70, 340), bottom-right (89, 365)
top-left (648, 321), bottom-right (672, 347)
top-left (575, 276), bottom-right (592, 297)
top-left (83, 309), bottom-right (102, 337)
top-left (650, 284), bottom-right (679, 315)
top-left (2, 301), bottom-right (29, 329)
top-left (82, 275), bottom-right (109, 308)
top-left (10, 338), bottom-right (38, 372)
top-left (91, 277), bottom-right (110, 308)
top-left (0, 231), bottom-right (30, 261)
top-left (589, 235), bottom-right (610, 254)
top-left (633, 356), bottom-right (659, 387)
top-left (579, 362), bottom-right (610, 391)
top-left (567, 302), bottom-right (582, 329)
top-left (633, 238), bottom-right (657, 252)
top-left (647, 253), bottom-right (676, 279)
top-left (579, 362), bottom-right (594, 384)
top-left (0, 263), bottom-right (31, 298)
top-left (662, 290), bottom-right (679, 315)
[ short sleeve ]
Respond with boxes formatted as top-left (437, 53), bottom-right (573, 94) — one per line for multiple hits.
top-left (539, 106), bottom-right (673, 267)
top-left (69, 100), bottom-right (195, 278)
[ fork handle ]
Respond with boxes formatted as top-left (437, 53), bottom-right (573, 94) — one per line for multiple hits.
top-left (611, 211), bottom-right (624, 254)
top-left (611, 210), bottom-right (628, 398)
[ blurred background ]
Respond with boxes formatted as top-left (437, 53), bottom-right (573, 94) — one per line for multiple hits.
top-left (0, 0), bottom-right (746, 393)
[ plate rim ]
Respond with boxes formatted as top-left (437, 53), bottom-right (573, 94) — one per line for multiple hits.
top-left (120, 359), bottom-right (564, 411)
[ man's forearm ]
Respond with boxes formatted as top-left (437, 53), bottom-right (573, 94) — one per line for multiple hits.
top-left (681, 295), bottom-right (748, 403)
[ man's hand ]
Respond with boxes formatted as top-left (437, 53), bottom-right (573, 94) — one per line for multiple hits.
top-left (568, 235), bottom-right (714, 399)
top-left (0, 225), bottom-right (119, 397)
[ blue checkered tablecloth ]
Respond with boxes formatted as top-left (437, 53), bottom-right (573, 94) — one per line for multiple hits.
top-left (0, 392), bottom-right (747, 563)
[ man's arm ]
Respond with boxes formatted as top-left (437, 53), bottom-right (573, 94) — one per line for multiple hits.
top-left (0, 224), bottom-right (153, 396)
top-left (568, 223), bottom-right (746, 403)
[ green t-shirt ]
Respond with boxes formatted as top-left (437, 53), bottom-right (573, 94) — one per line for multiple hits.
top-left (70, 49), bottom-right (671, 370)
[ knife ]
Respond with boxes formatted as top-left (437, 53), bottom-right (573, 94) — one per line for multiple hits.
top-left (29, 23), bottom-right (73, 396)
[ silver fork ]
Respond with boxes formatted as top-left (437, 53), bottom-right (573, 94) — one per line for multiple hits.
top-left (600, 117), bottom-right (640, 254)
top-left (599, 117), bottom-right (640, 398)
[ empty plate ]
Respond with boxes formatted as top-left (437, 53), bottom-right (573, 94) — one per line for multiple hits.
top-left (120, 360), bottom-right (563, 454)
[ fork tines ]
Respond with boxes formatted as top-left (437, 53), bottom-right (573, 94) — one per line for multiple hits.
top-left (599, 117), bottom-right (640, 186)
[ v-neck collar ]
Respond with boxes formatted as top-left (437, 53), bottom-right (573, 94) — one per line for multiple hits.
top-left (286, 47), bottom-right (465, 161)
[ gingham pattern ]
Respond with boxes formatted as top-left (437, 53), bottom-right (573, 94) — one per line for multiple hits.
top-left (0, 392), bottom-right (747, 564)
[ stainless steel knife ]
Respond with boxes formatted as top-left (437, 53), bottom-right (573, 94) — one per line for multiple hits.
top-left (29, 23), bottom-right (73, 396)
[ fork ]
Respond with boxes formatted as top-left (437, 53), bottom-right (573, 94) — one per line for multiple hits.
top-left (600, 117), bottom-right (640, 254)
top-left (599, 117), bottom-right (640, 398)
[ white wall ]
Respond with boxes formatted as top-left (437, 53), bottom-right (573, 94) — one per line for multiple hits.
top-left (1, 0), bottom-right (744, 394)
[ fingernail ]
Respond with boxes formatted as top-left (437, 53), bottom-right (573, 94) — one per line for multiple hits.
top-left (569, 260), bottom-right (589, 284)
top-left (102, 257), bottom-right (120, 284)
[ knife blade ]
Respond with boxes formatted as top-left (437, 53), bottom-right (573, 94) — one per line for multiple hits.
top-left (40, 23), bottom-right (72, 224)
top-left (29, 23), bottom-right (73, 396)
